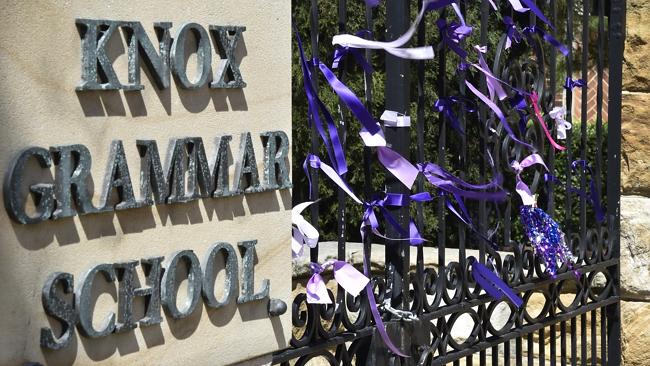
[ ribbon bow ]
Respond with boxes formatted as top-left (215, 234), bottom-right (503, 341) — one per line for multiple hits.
top-left (549, 106), bottom-right (571, 140)
top-left (332, 0), bottom-right (455, 60)
top-left (436, 18), bottom-right (472, 59)
top-left (306, 260), bottom-right (370, 304)
top-left (361, 192), bottom-right (431, 246)
top-left (564, 77), bottom-right (586, 90)
top-left (292, 201), bottom-right (319, 257)
top-left (332, 30), bottom-right (375, 74)
top-left (511, 154), bottom-right (548, 206)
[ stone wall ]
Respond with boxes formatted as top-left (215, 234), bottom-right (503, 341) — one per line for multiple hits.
top-left (620, 1), bottom-right (650, 364)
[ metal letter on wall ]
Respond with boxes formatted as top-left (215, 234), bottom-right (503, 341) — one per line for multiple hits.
top-left (75, 19), bottom-right (123, 90)
top-left (260, 131), bottom-right (292, 190)
top-left (170, 23), bottom-right (212, 89)
top-left (50, 144), bottom-right (101, 218)
top-left (100, 140), bottom-right (139, 211)
top-left (40, 272), bottom-right (77, 350)
top-left (4, 147), bottom-right (55, 224)
top-left (202, 242), bottom-right (238, 309)
top-left (232, 132), bottom-right (262, 194)
top-left (237, 240), bottom-right (270, 303)
top-left (121, 21), bottom-right (172, 90)
top-left (76, 264), bottom-right (117, 338)
top-left (136, 140), bottom-right (169, 206)
top-left (209, 26), bottom-right (247, 89)
top-left (161, 250), bottom-right (203, 319)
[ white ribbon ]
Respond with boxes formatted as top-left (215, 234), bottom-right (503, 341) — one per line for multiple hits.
top-left (332, 0), bottom-right (435, 60)
top-left (292, 201), bottom-right (320, 257)
top-left (380, 110), bottom-right (411, 127)
top-left (549, 106), bottom-right (571, 140)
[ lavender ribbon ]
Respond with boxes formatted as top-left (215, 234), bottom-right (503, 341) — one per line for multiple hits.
top-left (376, 146), bottom-right (420, 189)
top-left (564, 77), bottom-right (586, 90)
top-left (304, 155), bottom-right (362, 204)
top-left (470, 257), bottom-right (523, 308)
top-left (294, 26), bottom-right (348, 175)
top-left (472, 46), bottom-right (508, 102)
top-left (292, 201), bottom-right (320, 257)
top-left (465, 80), bottom-right (535, 151)
top-left (417, 162), bottom-right (506, 201)
top-left (307, 260), bottom-right (370, 304)
top-left (365, 0), bottom-right (380, 8)
top-left (523, 26), bottom-right (569, 56)
top-left (436, 18), bottom-right (472, 59)
top-left (511, 154), bottom-right (548, 206)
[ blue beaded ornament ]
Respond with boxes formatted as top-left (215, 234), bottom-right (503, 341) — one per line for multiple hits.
top-left (519, 204), bottom-right (577, 278)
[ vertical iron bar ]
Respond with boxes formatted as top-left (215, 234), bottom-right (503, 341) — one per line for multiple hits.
top-left (561, 321), bottom-right (567, 366)
top-left (527, 333), bottom-right (534, 366)
top-left (385, 0), bottom-right (411, 358)
top-left (565, 0), bottom-right (574, 256)
top-left (591, 310), bottom-right (597, 366)
top-left (550, 323), bottom-right (557, 366)
top-left (571, 317), bottom-right (577, 366)
top-left (334, 0), bottom-right (348, 336)
top-left (478, 0), bottom-right (489, 262)
top-left (539, 328), bottom-right (546, 366)
top-left (415, 0), bottom-right (427, 315)
top-left (308, 0), bottom-right (320, 264)
top-left (580, 0), bottom-right (590, 268)
top-left (504, 340), bottom-right (511, 366)
top-left (437, 6), bottom-right (448, 312)
top-left (547, 0), bottom-right (557, 214)
top-left (581, 313), bottom-right (587, 366)
top-left (516, 336), bottom-right (523, 366)
top-left (606, 0), bottom-right (625, 365)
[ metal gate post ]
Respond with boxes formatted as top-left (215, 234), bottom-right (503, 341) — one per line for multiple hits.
top-left (382, 0), bottom-right (413, 363)
top-left (606, 0), bottom-right (625, 365)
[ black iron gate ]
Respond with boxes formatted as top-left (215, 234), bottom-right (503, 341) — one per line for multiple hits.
top-left (277, 0), bottom-right (624, 364)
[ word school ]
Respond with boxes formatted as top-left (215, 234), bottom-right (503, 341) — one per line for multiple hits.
top-left (40, 240), bottom-right (273, 350)
top-left (4, 131), bottom-right (291, 224)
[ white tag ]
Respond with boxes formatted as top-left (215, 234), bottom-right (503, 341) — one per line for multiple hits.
top-left (380, 110), bottom-right (411, 127)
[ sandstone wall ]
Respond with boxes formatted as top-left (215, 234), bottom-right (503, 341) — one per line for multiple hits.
top-left (621, 1), bottom-right (650, 364)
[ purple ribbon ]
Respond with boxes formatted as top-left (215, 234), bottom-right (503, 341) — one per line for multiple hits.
top-left (307, 260), bottom-right (370, 304)
top-left (470, 257), bottom-right (523, 308)
top-left (304, 154), bottom-right (362, 203)
top-left (418, 162), bottom-right (505, 201)
top-left (571, 160), bottom-right (606, 223)
top-left (332, 31), bottom-right (375, 74)
top-left (523, 26), bottom-right (569, 57)
top-left (365, 0), bottom-right (380, 7)
top-left (434, 95), bottom-right (477, 134)
top-left (362, 192), bottom-right (431, 246)
top-left (436, 18), bottom-right (472, 59)
top-left (564, 77), bottom-right (586, 90)
top-left (376, 146), bottom-right (420, 189)
top-left (465, 80), bottom-right (535, 151)
top-left (511, 154), bottom-right (548, 206)
top-left (518, 0), bottom-right (555, 30)
top-left (294, 26), bottom-right (348, 175)
top-left (503, 16), bottom-right (523, 50)
top-left (316, 59), bottom-right (381, 136)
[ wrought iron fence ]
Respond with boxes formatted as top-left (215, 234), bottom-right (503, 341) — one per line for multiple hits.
top-left (277, 0), bottom-right (624, 364)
